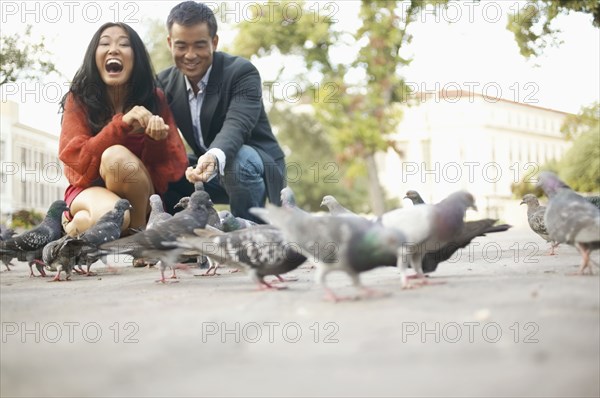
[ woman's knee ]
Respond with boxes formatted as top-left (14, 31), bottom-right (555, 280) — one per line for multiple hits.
top-left (100, 145), bottom-right (144, 183)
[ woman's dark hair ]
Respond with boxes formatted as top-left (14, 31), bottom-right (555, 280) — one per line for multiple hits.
top-left (167, 1), bottom-right (218, 38)
top-left (60, 22), bottom-right (156, 135)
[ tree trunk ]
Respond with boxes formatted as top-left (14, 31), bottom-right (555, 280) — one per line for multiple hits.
top-left (366, 153), bottom-right (385, 216)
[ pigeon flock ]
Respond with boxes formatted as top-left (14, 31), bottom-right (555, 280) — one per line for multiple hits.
top-left (1, 171), bottom-right (598, 301)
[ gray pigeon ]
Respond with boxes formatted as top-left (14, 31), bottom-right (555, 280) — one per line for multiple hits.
top-left (280, 186), bottom-right (306, 212)
top-left (218, 210), bottom-right (257, 232)
top-left (0, 225), bottom-right (16, 241)
top-left (0, 200), bottom-right (68, 276)
top-left (380, 191), bottom-right (477, 287)
top-left (584, 195), bottom-right (600, 209)
top-left (174, 225), bottom-right (307, 289)
top-left (537, 172), bottom-right (600, 274)
top-left (174, 196), bottom-right (190, 210)
top-left (76, 199), bottom-right (132, 275)
top-left (43, 235), bottom-right (87, 281)
top-left (100, 191), bottom-right (210, 283)
top-left (404, 190), bottom-right (426, 205)
top-left (320, 195), bottom-right (355, 216)
top-left (147, 194), bottom-right (172, 230)
top-left (175, 184), bottom-right (220, 230)
top-left (251, 204), bottom-right (407, 301)
top-left (520, 194), bottom-right (559, 255)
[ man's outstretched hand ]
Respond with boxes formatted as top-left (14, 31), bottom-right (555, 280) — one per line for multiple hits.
top-left (186, 153), bottom-right (218, 183)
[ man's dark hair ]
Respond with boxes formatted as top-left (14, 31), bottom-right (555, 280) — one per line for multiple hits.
top-left (167, 1), bottom-right (218, 38)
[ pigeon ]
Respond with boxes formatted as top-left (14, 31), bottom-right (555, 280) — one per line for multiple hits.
top-left (75, 199), bottom-right (132, 275)
top-left (43, 234), bottom-right (87, 281)
top-left (537, 172), bottom-right (600, 274)
top-left (584, 195), bottom-right (600, 209)
top-left (100, 190), bottom-right (210, 283)
top-left (251, 204), bottom-right (408, 301)
top-left (280, 186), bottom-right (307, 213)
top-left (421, 219), bottom-right (512, 273)
top-left (0, 200), bottom-right (68, 276)
top-left (0, 225), bottom-right (16, 241)
top-left (520, 194), bottom-right (559, 255)
top-left (218, 210), bottom-right (257, 232)
top-left (380, 191), bottom-right (478, 286)
top-left (404, 190), bottom-right (426, 205)
top-left (320, 195), bottom-right (355, 216)
top-left (146, 194), bottom-right (173, 230)
top-left (174, 225), bottom-right (307, 289)
top-left (174, 196), bottom-right (190, 210)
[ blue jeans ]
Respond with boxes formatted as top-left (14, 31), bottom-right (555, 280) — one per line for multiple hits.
top-left (163, 145), bottom-right (268, 223)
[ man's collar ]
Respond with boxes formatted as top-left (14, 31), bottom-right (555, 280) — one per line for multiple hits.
top-left (185, 65), bottom-right (212, 94)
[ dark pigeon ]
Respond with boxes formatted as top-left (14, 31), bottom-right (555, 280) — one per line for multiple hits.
top-left (147, 194), bottom-right (173, 230)
top-left (404, 190), bottom-right (426, 205)
top-left (537, 172), bottom-right (600, 274)
top-left (380, 191), bottom-right (478, 287)
top-left (43, 235), bottom-right (87, 281)
top-left (75, 199), bottom-right (132, 275)
top-left (421, 219), bottom-right (512, 273)
top-left (251, 204), bottom-right (407, 301)
top-left (218, 210), bottom-right (257, 232)
top-left (520, 194), bottom-right (559, 255)
top-left (175, 225), bottom-right (307, 289)
top-left (280, 186), bottom-right (308, 213)
top-left (0, 225), bottom-right (16, 241)
top-left (174, 196), bottom-right (190, 210)
top-left (584, 195), bottom-right (600, 209)
top-left (100, 191), bottom-right (210, 283)
top-left (0, 200), bottom-right (68, 276)
top-left (320, 195), bottom-right (355, 216)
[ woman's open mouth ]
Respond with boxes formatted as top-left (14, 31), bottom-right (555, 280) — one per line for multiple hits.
top-left (105, 58), bottom-right (123, 75)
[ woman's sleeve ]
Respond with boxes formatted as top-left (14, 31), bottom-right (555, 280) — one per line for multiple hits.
top-left (141, 89), bottom-right (189, 193)
top-left (58, 93), bottom-right (134, 187)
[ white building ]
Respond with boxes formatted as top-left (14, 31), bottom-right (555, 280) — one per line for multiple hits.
top-left (0, 100), bottom-right (68, 224)
top-left (379, 91), bottom-right (572, 227)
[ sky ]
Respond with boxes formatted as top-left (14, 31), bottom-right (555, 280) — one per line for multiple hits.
top-left (1, 1), bottom-right (599, 134)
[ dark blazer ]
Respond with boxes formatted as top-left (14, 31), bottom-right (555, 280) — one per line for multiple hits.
top-left (157, 52), bottom-right (285, 205)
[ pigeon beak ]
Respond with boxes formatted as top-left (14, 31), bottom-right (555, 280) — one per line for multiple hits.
top-left (519, 200), bottom-right (525, 205)
top-left (471, 204), bottom-right (478, 211)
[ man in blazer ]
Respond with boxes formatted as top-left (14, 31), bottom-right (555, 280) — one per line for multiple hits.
top-left (157, 1), bottom-right (286, 221)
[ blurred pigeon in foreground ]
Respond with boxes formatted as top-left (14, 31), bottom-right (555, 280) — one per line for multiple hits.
top-left (76, 199), bottom-right (132, 275)
top-left (380, 191), bottom-right (477, 287)
top-left (174, 225), bottom-right (307, 289)
top-left (43, 235), bottom-right (87, 281)
top-left (320, 195), bottom-right (355, 216)
top-left (404, 190), bottom-right (426, 205)
top-left (147, 195), bottom-right (172, 230)
top-left (0, 226), bottom-right (16, 241)
top-left (251, 204), bottom-right (407, 301)
top-left (520, 194), bottom-right (559, 255)
top-left (584, 195), bottom-right (600, 209)
top-left (100, 191), bottom-right (210, 283)
top-left (0, 200), bottom-right (68, 276)
top-left (218, 210), bottom-right (257, 232)
top-left (421, 219), bottom-right (511, 273)
top-left (537, 172), bottom-right (600, 274)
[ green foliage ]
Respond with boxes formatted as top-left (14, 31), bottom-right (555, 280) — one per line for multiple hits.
top-left (10, 209), bottom-right (44, 229)
top-left (0, 25), bottom-right (60, 85)
top-left (270, 105), bottom-right (371, 213)
top-left (560, 102), bottom-right (600, 140)
top-left (560, 129), bottom-right (600, 192)
top-left (142, 18), bottom-right (174, 72)
top-left (507, 0), bottom-right (600, 58)
top-left (510, 159), bottom-right (559, 198)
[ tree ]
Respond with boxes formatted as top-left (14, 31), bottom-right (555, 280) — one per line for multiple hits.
top-left (233, 0), bottom-right (448, 215)
top-left (558, 103), bottom-right (600, 192)
top-left (143, 18), bottom-right (173, 72)
top-left (507, 0), bottom-right (600, 58)
top-left (0, 25), bottom-right (60, 86)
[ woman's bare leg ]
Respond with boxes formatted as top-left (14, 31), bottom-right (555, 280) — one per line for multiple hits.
top-left (99, 145), bottom-right (154, 230)
top-left (65, 187), bottom-right (126, 236)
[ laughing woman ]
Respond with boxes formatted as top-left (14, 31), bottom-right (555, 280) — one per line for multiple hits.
top-left (59, 22), bottom-right (188, 235)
